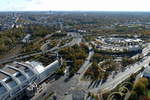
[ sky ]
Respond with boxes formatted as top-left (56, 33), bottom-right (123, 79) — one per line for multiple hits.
top-left (1, 0), bottom-right (150, 11)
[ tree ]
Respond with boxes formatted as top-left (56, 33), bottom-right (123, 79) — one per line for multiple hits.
top-left (133, 78), bottom-right (148, 96)
top-left (122, 57), bottom-right (137, 67)
top-left (128, 91), bottom-right (138, 100)
top-left (55, 62), bottom-right (67, 75)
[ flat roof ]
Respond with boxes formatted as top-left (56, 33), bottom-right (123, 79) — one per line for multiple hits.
top-left (0, 73), bottom-right (8, 80)
top-left (3, 67), bottom-right (17, 75)
top-left (26, 61), bottom-right (44, 73)
top-left (11, 63), bottom-right (27, 71)
top-left (12, 62), bottom-right (35, 77)
top-left (0, 84), bottom-right (7, 95)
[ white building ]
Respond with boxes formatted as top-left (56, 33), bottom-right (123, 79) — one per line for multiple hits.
top-left (0, 59), bottom-right (62, 100)
top-left (22, 34), bottom-right (31, 43)
top-left (95, 36), bottom-right (143, 52)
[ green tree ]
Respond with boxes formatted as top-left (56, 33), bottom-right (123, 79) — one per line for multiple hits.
top-left (133, 78), bottom-right (148, 96)
top-left (128, 91), bottom-right (138, 100)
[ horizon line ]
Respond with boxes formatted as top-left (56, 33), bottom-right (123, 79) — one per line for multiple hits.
top-left (1, 10), bottom-right (150, 12)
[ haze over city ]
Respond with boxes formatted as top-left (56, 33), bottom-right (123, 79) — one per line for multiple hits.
top-left (1, 0), bottom-right (150, 11)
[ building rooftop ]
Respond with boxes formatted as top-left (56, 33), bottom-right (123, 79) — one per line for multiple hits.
top-left (11, 62), bottom-right (35, 77)
top-left (3, 67), bottom-right (17, 75)
top-left (0, 84), bottom-right (7, 96)
top-left (0, 59), bottom-right (61, 99)
top-left (0, 73), bottom-right (8, 80)
top-left (26, 61), bottom-right (45, 74)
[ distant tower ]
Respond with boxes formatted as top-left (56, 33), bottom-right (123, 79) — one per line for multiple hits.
top-left (58, 18), bottom-right (63, 30)
top-left (60, 22), bottom-right (63, 30)
top-left (49, 10), bottom-right (53, 15)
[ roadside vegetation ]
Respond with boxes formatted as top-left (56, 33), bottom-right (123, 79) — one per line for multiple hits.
top-left (128, 77), bottom-right (150, 100)
top-left (121, 56), bottom-right (142, 67)
top-left (56, 43), bottom-right (88, 77)
top-left (83, 45), bottom-right (142, 82)
top-left (0, 27), bottom-right (25, 55)
top-left (59, 38), bottom-right (73, 47)
top-left (101, 73), bottom-right (137, 100)
top-left (83, 48), bottom-right (116, 81)
top-left (0, 25), bottom-right (69, 59)
top-left (84, 59), bottom-right (118, 81)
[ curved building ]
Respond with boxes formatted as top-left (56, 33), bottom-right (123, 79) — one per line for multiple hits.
top-left (0, 59), bottom-right (62, 100)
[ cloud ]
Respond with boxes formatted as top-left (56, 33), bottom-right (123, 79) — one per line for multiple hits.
top-left (1, 0), bottom-right (150, 11)
top-left (23, 0), bottom-right (33, 2)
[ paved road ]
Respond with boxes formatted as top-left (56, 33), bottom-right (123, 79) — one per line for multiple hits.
top-left (33, 40), bottom-right (150, 99)
top-left (31, 32), bottom-right (83, 100)
top-left (32, 76), bottom-right (79, 100)
top-left (78, 45), bottom-right (94, 80)
top-left (0, 33), bottom-right (81, 64)
top-left (60, 44), bottom-right (94, 100)
top-left (90, 55), bottom-right (150, 93)
top-left (32, 40), bottom-right (94, 100)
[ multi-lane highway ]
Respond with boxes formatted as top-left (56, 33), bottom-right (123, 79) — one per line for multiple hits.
top-left (78, 45), bottom-right (94, 80)
top-left (0, 32), bottom-right (81, 64)
top-left (90, 54), bottom-right (150, 94)
top-left (2, 31), bottom-right (149, 99)
top-left (32, 41), bottom-right (94, 100)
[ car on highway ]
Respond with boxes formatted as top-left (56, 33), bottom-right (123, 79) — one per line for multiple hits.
top-left (64, 92), bottom-right (68, 95)
top-left (42, 92), bottom-right (47, 96)
top-left (76, 72), bottom-right (80, 75)
top-left (85, 58), bottom-right (89, 61)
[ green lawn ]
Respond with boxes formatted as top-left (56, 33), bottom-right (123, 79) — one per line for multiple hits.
top-left (147, 90), bottom-right (150, 98)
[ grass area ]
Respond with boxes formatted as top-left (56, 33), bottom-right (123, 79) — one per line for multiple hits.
top-left (147, 90), bottom-right (150, 98)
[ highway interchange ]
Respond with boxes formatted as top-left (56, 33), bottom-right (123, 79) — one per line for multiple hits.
top-left (90, 54), bottom-right (150, 94)
top-left (0, 32), bottom-right (85, 100)
top-left (1, 31), bottom-right (150, 100)
top-left (32, 35), bottom-right (94, 100)
top-left (0, 33), bottom-right (81, 64)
